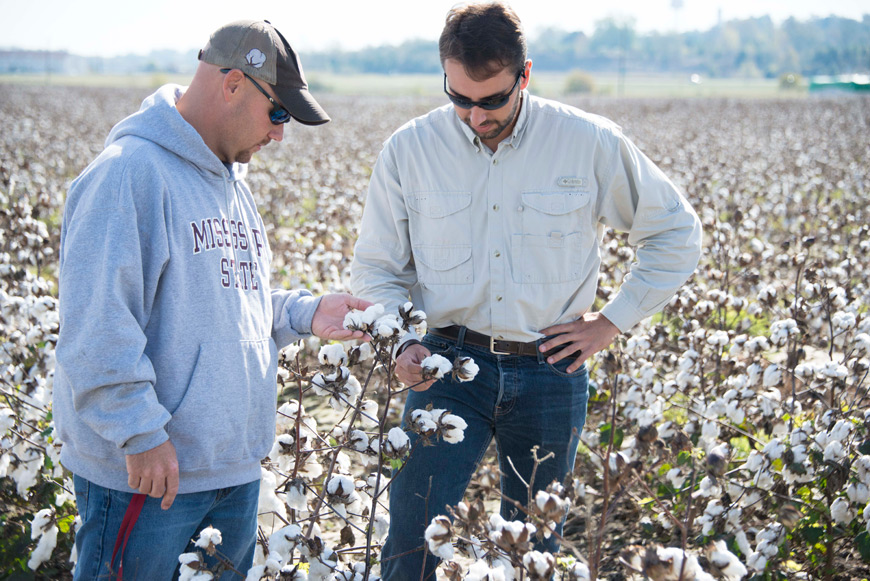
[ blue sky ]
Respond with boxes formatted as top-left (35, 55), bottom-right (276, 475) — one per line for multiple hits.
top-left (1, 0), bottom-right (867, 57)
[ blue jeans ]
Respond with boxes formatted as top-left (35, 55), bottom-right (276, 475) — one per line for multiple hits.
top-left (72, 474), bottom-right (259, 580)
top-left (380, 332), bottom-right (589, 581)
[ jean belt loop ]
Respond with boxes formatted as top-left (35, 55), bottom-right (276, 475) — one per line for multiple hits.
top-left (456, 326), bottom-right (467, 349)
top-left (535, 337), bottom-right (546, 364)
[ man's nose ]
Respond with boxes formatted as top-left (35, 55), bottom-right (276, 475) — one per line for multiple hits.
top-left (269, 123), bottom-right (285, 142)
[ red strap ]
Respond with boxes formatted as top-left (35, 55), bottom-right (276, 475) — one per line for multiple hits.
top-left (111, 493), bottom-right (147, 580)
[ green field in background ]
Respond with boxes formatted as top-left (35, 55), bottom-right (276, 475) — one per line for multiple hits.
top-left (0, 71), bottom-right (804, 99)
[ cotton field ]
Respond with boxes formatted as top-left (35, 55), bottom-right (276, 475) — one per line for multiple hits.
top-left (1, 83), bottom-right (869, 580)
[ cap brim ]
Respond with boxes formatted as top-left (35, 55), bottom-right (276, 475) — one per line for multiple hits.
top-left (276, 86), bottom-right (330, 126)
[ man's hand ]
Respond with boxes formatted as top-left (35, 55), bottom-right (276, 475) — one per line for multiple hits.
top-left (126, 440), bottom-right (179, 510)
top-left (312, 294), bottom-right (374, 341)
top-left (538, 312), bottom-right (620, 374)
top-left (396, 343), bottom-right (436, 392)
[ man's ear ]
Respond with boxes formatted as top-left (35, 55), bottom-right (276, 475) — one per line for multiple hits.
top-left (520, 59), bottom-right (533, 90)
top-left (221, 69), bottom-right (245, 102)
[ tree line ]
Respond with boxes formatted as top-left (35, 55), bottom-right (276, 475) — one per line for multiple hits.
top-left (305, 15), bottom-right (870, 78)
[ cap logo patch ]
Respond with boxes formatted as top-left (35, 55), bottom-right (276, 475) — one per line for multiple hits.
top-left (245, 49), bottom-right (266, 68)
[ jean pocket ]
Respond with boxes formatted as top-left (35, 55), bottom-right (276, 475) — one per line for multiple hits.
top-left (545, 357), bottom-right (588, 379)
top-left (421, 336), bottom-right (455, 357)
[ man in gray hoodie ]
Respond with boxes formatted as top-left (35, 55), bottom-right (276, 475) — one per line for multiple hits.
top-left (53, 20), bottom-right (368, 579)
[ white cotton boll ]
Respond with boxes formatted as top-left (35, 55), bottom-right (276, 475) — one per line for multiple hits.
top-left (829, 419), bottom-right (852, 443)
top-left (195, 526), bottom-right (223, 549)
top-left (466, 560), bottom-right (503, 581)
top-left (0, 408), bottom-right (14, 433)
top-left (762, 364), bottom-right (782, 387)
top-left (358, 400), bottom-right (379, 428)
top-left (421, 354), bottom-right (453, 380)
top-left (29, 508), bottom-right (54, 540)
top-left (848, 483), bottom-right (870, 505)
top-left (522, 550), bottom-right (556, 579)
top-left (746, 363), bottom-right (763, 386)
top-left (424, 516), bottom-right (454, 560)
top-left (667, 468), bottom-right (687, 489)
top-left (569, 561), bottom-right (591, 581)
top-left (372, 513), bottom-right (390, 543)
top-left (820, 361), bottom-right (848, 379)
top-left (762, 438), bottom-right (784, 460)
top-left (725, 400), bottom-right (745, 425)
top-left (258, 468), bottom-right (287, 525)
top-left (410, 409), bottom-right (438, 435)
top-left (455, 357), bottom-right (480, 382)
top-left (318, 344), bottom-right (348, 367)
top-left (440, 413), bottom-right (467, 444)
top-left (831, 497), bottom-right (855, 525)
top-left (743, 450), bottom-right (764, 473)
top-left (855, 456), bottom-right (870, 483)
top-left (706, 330), bottom-right (730, 347)
top-left (746, 551), bottom-right (767, 571)
top-left (832, 311), bottom-right (857, 331)
top-left (360, 304), bottom-right (385, 325)
top-left (701, 421), bottom-right (721, 442)
top-left (769, 318), bottom-right (799, 346)
top-left (349, 430), bottom-right (369, 453)
top-left (343, 311), bottom-right (366, 331)
top-left (269, 524), bottom-right (303, 561)
top-left (373, 314), bottom-right (405, 339)
top-left (245, 565), bottom-right (266, 581)
top-left (285, 480), bottom-right (308, 513)
top-left (856, 333), bottom-right (870, 355)
top-left (307, 548), bottom-right (339, 581)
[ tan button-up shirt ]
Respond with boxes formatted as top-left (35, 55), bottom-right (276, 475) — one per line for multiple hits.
top-left (351, 92), bottom-right (702, 345)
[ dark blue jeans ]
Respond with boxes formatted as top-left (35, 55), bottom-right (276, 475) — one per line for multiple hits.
top-left (380, 332), bottom-right (589, 581)
top-left (72, 474), bottom-right (259, 580)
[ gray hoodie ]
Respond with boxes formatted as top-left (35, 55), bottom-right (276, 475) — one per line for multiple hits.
top-left (54, 85), bottom-right (318, 494)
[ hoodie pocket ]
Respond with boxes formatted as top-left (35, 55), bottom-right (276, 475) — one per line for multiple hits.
top-left (167, 338), bottom-right (277, 472)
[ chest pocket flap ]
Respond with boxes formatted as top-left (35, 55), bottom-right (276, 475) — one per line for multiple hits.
top-left (522, 191), bottom-right (591, 215)
top-left (407, 192), bottom-right (472, 218)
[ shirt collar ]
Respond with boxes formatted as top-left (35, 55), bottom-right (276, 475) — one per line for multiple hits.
top-left (455, 90), bottom-right (531, 153)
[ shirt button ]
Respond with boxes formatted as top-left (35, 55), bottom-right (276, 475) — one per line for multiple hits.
top-left (494, 250), bottom-right (501, 257)
top-left (496, 295), bottom-right (503, 301)
top-left (493, 204), bottom-right (500, 211)
top-left (517, 205), bottom-right (524, 212)
top-left (493, 159), bottom-right (499, 165)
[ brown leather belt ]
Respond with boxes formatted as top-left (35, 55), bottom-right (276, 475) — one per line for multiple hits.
top-left (430, 325), bottom-right (544, 357)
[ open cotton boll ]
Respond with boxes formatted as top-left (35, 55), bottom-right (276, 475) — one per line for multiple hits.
top-left (27, 520), bottom-right (57, 571)
top-left (195, 526), bottom-right (223, 551)
top-left (318, 343), bottom-right (348, 367)
top-left (424, 515), bottom-right (454, 560)
top-left (421, 354), bottom-right (453, 380)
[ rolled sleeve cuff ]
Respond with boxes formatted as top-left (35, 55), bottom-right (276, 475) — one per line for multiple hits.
top-left (122, 428), bottom-right (169, 456)
top-left (287, 294), bottom-right (322, 336)
top-left (600, 294), bottom-right (646, 334)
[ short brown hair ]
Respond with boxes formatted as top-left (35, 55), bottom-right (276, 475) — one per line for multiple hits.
top-left (438, 1), bottom-right (527, 81)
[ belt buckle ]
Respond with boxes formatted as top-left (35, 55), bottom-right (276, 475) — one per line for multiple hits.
top-left (490, 336), bottom-right (510, 355)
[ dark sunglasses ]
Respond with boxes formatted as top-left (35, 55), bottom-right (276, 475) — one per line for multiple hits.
top-left (221, 68), bottom-right (292, 125)
top-left (443, 71), bottom-right (523, 110)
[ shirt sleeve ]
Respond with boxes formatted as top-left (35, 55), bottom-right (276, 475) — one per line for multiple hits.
top-left (350, 142), bottom-right (421, 349)
top-left (596, 130), bottom-right (703, 332)
top-left (56, 169), bottom-right (172, 455)
top-left (270, 289), bottom-right (321, 348)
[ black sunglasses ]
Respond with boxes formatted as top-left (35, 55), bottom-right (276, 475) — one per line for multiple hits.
top-left (443, 71), bottom-right (523, 110)
top-left (221, 68), bottom-right (292, 125)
